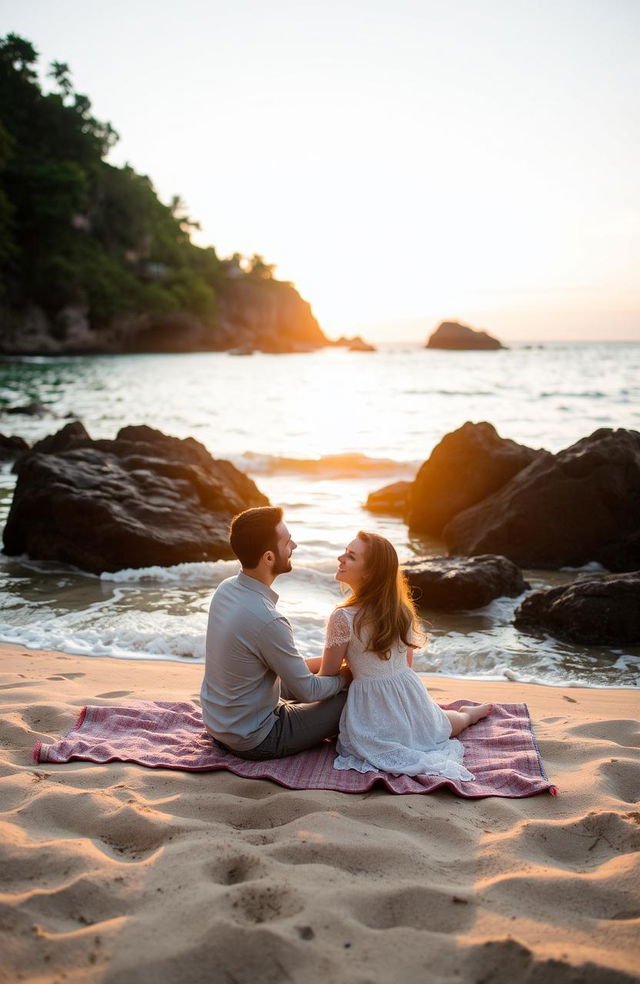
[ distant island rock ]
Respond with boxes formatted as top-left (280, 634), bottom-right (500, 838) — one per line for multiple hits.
top-left (333, 335), bottom-right (377, 352)
top-left (426, 321), bottom-right (505, 350)
top-left (2, 424), bottom-right (268, 574)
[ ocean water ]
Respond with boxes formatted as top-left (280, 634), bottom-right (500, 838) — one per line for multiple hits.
top-left (1, 341), bottom-right (639, 688)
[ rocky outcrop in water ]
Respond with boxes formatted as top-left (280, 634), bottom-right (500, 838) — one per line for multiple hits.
top-left (514, 571), bottom-right (640, 645)
top-left (365, 481), bottom-right (411, 516)
top-left (4, 400), bottom-right (51, 417)
top-left (0, 433), bottom-right (29, 461)
top-left (2, 425), bottom-right (269, 574)
top-left (444, 428), bottom-right (640, 572)
top-left (426, 321), bottom-right (505, 350)
top-left (407, 422), bottom-right (540, 534)
top-left (403, 555), bottom-right (529, 611)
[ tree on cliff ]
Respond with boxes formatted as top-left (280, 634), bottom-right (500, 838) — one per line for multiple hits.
top-left (0, 34), bottom-right (325, 353)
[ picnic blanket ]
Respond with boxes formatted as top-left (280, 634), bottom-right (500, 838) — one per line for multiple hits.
top-left (34, 699), bottom-right (557, 797)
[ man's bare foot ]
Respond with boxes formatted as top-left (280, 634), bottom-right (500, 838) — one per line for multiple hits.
top-left (461, 703), bottom-right (493, 725)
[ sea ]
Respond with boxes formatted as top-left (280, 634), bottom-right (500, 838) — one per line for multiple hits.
top-left (1, 340), bottom-right (639, 689)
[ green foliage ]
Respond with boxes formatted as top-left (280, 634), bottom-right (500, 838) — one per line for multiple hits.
top-left (0, 33), bottom-right (227, 332)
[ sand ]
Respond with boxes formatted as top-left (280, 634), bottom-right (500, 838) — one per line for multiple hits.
top-left (0, 642), bottom-right (638, 984)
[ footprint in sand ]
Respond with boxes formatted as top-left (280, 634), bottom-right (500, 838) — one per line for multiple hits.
top-left (347, 884), bottom-right (475, 934)
top-left (465, 938), bottom-right (637, 983)
top-left (45, 673), bottom-right (85, 682)
top-left (569, 719), bottom-right (640, 748)
top-left (95, 691), bottom-right (132, 698)
top-left (599, 759), bottom-right (640, 804)
top-left (0, 680), bottom-right (39, 689)
top-left (504, 810), bottom-right (640, 868)
top-left (229, 883), bottom-right (303, 924)
top-left (206, 853), bottom-right (265, 885)
top-left (17, 873), bottom-right (128, 935)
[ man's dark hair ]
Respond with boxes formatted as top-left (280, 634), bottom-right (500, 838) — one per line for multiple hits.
top-left (229, 506), bottom-right (284, 568)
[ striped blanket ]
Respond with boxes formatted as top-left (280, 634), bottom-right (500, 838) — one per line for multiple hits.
top-left (34, 699), bottom-right (556, 797)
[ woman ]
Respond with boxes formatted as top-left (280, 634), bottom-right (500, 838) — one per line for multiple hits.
top-left (320, 531), bottom-right (492, 778)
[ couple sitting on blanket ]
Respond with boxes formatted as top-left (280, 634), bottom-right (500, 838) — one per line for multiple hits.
top-left (200, 507), bottom-right (492, 779)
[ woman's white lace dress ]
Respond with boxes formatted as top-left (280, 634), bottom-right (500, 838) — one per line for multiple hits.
top-left (327, 607), bottom-right (474, 780)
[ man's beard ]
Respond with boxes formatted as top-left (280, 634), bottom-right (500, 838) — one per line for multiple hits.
top-left (273, 550), bottom-right (292, 575)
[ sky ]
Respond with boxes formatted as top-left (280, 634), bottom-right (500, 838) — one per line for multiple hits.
top-left (2, 0), bottom-right (639, 342)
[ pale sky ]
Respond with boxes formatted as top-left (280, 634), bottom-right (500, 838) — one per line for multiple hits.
top-left (3, 0), bottom-right (639, 341)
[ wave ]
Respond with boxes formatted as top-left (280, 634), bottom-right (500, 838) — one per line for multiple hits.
top-left (231, 451), bottom-right (418, 478)
top-left (0, 613), bottom-right (207, 662)
top-left (559, 561), bottom-right (607, 573)
top-left (404, 389), bottom-right (494, 397)
top-left (540, 391), bottom-right (607, 399)
top-left (101, 560), bottom-right (239, 584)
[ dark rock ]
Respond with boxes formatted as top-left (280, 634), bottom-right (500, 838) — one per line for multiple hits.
top-left (365, 481), bottom-right (411, 516)
top-left (0, 433), bottom-right (29, 461)
top-left (407, 422), bottom-right (540, 534)
top-left (514, 571), bottom-right (640, 645)
top-left (5, 400), bottom-right (50, 417)
top-left (444, 428), bottom-right (640, 572)
top-left (403, 555), bottom-right (529, 611)
top-left (3, 425), bottom-right (269, 574)
top-left (31, 421), bottom-right (90, 455)
top-left (426, 321), bottom-right (505, 350)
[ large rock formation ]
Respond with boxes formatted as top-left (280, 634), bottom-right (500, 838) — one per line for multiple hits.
top-left (407, 422), bottom-right (540, 534)
top-left (426, 321), bottom-right (505, 350)
top-left (403, 555), bottom-right (529, 611)
top-left (514, 572), bottom-right (640, 646)
top-left (2, 425), bottom-right (269, 574)
top-left (444, 428), bottom-right (640, 572)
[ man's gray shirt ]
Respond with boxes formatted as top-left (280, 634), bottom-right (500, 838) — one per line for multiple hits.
top-left (200, 572), bottom-right (343, 751)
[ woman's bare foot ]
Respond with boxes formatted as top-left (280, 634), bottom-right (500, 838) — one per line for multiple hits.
top-left (444, 703), bottom-right (493, 736)
top-left (460, 703), bottom-right (493, 725)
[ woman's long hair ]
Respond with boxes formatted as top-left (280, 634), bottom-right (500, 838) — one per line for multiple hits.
top-left (339, 531), bottom-right (423, 659)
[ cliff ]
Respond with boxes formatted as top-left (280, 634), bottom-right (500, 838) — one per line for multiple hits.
top-left (0, 35), bottom-right (328, 356)
top-left (0, 277), bottom-right (328, 355)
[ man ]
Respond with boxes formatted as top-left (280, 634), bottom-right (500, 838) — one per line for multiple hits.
top-left (200, 506), bottom-right (348, 760)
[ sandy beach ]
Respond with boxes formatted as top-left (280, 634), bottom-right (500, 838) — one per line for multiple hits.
top-left (1, 642), bottom-right (638, 984)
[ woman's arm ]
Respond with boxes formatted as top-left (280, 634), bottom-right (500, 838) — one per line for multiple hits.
top-left (305, 655), bottom-right (322, 674)
top-left (317, 608), bottom-right (351, 676)
top-left (319, 640), bottom-right (349, 676)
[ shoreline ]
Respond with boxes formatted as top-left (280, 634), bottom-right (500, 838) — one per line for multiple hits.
top-left (2, 643), bottom-right (639, 982)
top-left (2, 639), bottom-right (637, 691)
